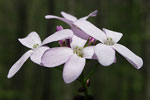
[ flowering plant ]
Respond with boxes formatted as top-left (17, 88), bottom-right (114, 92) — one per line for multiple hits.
top-left (8, 10), bottom-right (143, 100)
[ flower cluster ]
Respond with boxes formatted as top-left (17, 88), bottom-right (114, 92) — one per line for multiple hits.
top-left (8, 10), bottom-right (143, 84)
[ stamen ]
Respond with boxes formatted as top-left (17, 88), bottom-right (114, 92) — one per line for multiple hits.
top-left (33, 44), bottom-right (39, 49)
top-left (73, 47), bottom-right (83, 57)
top-left (104, 37), bottom-right (114, 45)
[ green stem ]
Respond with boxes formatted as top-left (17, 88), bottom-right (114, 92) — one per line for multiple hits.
top-left (79, 78), bottom-right (89, 99)
top-left (84, 64), bottom-right (98, 82)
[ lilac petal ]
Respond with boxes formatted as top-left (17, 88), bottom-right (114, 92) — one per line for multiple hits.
top-left (7, 50), bottom-right (33, 78)
top-left (18, 32), bottom-right (41, 49)
top-left (94, 43), bottom-right (116, 66)
top-left (83, 46), bottom-right (95, 59)
top-left (63, 54), bottom-right (86, 83)
top-left (112, 44), bottom-right (143, 69)
top-left (70, 35), bottom-right (87, 48)
top-left (71, 26), bottom-right (89, 40)
top-left (45, 15), bottom-right (72, 25)
top-left (30, 46), bottom-right (50, 65)
top-left (79, 10), bottom-right (98, 20)
top-left (74, 20), bottom-right (107, 43)
top-left (42, 29), bottom-right (73, 45)
top-left (61, 11), bottom-right (77, 21)
top-left (42, 47), bottom-right (73, 67)
top-left (102, 28), bottom-right (123, 43)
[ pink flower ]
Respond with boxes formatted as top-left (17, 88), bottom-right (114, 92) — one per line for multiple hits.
top-left (73, 20), bottom-right (143, 69)
top-left (7, 29), bottom-right (73, 78)
top-left (94, 28), bottom-right (143, 69)
top-left (42, 35), bottom-right (95, 83)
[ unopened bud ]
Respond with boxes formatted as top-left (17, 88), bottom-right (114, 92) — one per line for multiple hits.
top-left (56, 25), bottom-right (63, 31)
top-left (65, 39), bottom-right (71, 47)
top-left (58, 40), bottom-right (64, 46)
top-left (88, 37), bottom-right (96, 45)
top-left (56, 25), bottom-right (64, 46)
top-left (86, 79), bottom-right (90, 87)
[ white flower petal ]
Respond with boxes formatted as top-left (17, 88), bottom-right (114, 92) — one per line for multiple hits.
top-left (63, 54), bottom-right (86, 83)
top-left (30, 46), bottom-right (50, 65)
top-left (42, 29), bottom-right (73, 45)
top-left (18, 32), bottom-right (41, 49)
top-left (79, 10), bottom-right (98, 20)
top-left (83, 46), bottom-right (95, 59)
top-left (94, 43), bottom-right (116, 66)
top-left (70, 35), bottom-right (87, 48)
top-left (42, 47), bottom-right (73, 67)
top-left (112, 44), bottom-right (143, 69)
top-left (74, 20), bottom-right (107, 43)
top-left (45, 15), bottom-right (72, 25)
top-left (7, 50), bottom-right (33, 78)
top-left (102, 28), bottom-right (123, 43)
top-left (61, 11), bottom-right (77, 21)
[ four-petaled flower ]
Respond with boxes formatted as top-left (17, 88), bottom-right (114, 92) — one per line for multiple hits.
top-left (7, 29), bottom-right (73, 78)
top-left (94, 29), bottom-right (143, 69)
top-left (42, 35), bottom-right (95, 83)
top-left (73, 19), bottom-right (143, 69)
top-left (45, 10), bottom-right (98, 40)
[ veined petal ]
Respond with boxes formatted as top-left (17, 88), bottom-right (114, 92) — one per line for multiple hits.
top-left (102, 28), bottom-right (123, 43)
top-left (83, 46), bottom-right (95, 59)
top-left (30, 46), bottom-right (50, 65)
top-left (61, 11), bottom-right (77, 21)
top-left (63, 54), bottom-right (86, 83)
top-left (74, 20), bottom-right (107, 43)
top-left (94, 43), bottom-right (116, 66)
top-left (79, 10), bottom-right (98, 20)
top-left (42, 47), bottom-right (73, 67)
top-left (70, 35), bottom-right (87, 48)
top-left (18, 32), bottom-right (41, 49)
top-left (112, 44), bottom-right (143, 69)
top-left (7, 50), bottom-right (33, 78)
top-left (45, 15), bottom-right (72, 25)
top-left (42, 29), bottom-right (74, 45)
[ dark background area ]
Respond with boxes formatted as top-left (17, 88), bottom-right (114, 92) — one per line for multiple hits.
top-left (0, 0), bottom-right (149, 100)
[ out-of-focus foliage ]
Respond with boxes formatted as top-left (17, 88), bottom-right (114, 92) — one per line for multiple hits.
top-left (0, 0), bottom-right (149, 100)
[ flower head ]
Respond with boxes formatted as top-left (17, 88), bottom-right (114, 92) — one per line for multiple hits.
top-left (42, 35), bottom-right (95, 83)
top-left (73, 20), bottom-right (143, 69)
top-left (8, 29), bottom-right (73, 78)
top-left (95, 28), bottom-right (143, 69)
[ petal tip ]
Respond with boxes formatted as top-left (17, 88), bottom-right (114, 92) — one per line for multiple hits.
top-left (136, 58), bottom-right (143, 69)
top-left (7, 74), bottom-right (12, 79)
top-left (45, 15), bottom-right (49, 19)
top-left (92, 10), bottom-right (98, 16)
top-left (63, 74), bottom-right (73, 84)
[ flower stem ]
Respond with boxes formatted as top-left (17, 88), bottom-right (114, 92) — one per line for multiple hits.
top-left (79, 77), bottom-right (89, 100)
top-left (84, 64), bottom-right (99, 82)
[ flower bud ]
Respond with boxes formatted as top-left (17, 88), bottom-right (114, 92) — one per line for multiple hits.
top-left (56, 25), bottom-right (63, 31)
top-left (88, 37), bottom-right (96, 45)
top-left (65, 39), bottom-right (71, 47)
top-left (56, 25), bottom-right (64, 46)
top-left (86, 79), bottom-right (90, 87)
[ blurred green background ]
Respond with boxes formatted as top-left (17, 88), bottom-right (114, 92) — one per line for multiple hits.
top-left (0, 0), bottom-right (149, 100)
